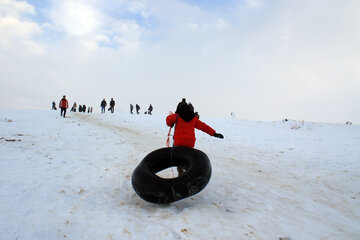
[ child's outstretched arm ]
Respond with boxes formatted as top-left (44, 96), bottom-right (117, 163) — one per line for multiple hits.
top-left (195, 119), bottom-right (224, 139)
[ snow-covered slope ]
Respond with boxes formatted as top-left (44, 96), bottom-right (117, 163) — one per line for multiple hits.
top-left (0, 109), bottom-right (359, 240)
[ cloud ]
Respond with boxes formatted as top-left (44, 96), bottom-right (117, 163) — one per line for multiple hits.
top-left (244, 0), bottom-right (263, 8)
top-left (77, 34), bottom-right (110, 51)
top-left (0, 0), bottom-right (42, 53)
top-left (47, 0), bottom-right (145, 51)
top-left (126, 0), bottom-right (150, 19)
top-left (48, 0), bottom-right (101, 36)
top-left (0, 0), bottom-right (35, 17)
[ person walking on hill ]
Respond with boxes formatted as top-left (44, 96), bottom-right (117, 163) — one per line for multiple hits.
top-left (147, 104), bottom-right (153, 115)
top-left (52, 101), bottom-right (57, 110)
top-left (110, 98), bottom-right (115, 113)
top-left (59, 95), bottom-right (69, 118)
top-left (136, 104), bottom-right (140, 114)
top-left (101, 99), bottom-right (107, 113)
top-left (130, 104), bottom-right (134, 114)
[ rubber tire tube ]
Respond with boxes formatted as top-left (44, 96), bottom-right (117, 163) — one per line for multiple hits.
top-left (131, 147), bottom-right (212, 204)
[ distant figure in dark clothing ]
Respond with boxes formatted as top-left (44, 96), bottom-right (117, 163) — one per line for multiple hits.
top-left (136, 104), bottom-right (140, 114)
top-left (147, 104), bottom-right (153, 115)
top-left (101, 99), bottom-right (107, 113)
top-left (59, 95), bottom-right (69, 118)
top-left (90, 107), bottom-right (93, 113)
top-left (83, 105), bottom-right (86, 113)
top-left (130, 104), bottom-right (134, 114)
top-left (110, 98), bottom-right (115, 113)
top-left (52, 101), bottom-right (57, 110)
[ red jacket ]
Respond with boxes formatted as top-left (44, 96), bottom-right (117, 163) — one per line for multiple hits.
top-left (59, 99), bottom-right (68, 109)
top-left (166, 113), bottom-right (216, 148)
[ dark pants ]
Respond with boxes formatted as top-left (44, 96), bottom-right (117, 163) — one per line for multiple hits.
top-left (101, 107), bottom-right (105, 113)
top-left (110, 106), bottom-right (114, 113)
top-left (61, 108), bottom-right (67, 117)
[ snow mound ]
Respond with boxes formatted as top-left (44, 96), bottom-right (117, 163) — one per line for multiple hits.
top-left (0, 109), bottom-right (359, 240)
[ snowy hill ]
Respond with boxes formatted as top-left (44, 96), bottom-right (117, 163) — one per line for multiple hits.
top-left (0, 109), bottom-right (359, 240)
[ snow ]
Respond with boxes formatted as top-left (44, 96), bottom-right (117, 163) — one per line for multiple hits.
top-left (0, 109), bottom-right (359, 240)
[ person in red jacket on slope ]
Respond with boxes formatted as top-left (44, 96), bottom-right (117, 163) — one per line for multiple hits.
top-left (166, 99), bottom-right (224, 148)
top-left (59, 95), bottom-right (69, 118)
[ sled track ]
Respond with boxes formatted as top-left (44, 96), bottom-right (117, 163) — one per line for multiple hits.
top-left (73, 114), bottom-right (163, 153)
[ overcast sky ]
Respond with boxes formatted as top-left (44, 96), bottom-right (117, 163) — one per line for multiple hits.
top-left (1, 0), bottom-right (359, 123)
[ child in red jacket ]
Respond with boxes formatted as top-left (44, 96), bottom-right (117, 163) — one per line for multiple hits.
top-left (166, 100), bottom-right (223, 148)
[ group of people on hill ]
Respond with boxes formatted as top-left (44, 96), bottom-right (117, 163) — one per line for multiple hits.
top-left (100, 98), bottom-right (116, 113)
top-left (53, 96), bottom-right (155, 117)
top-left (52, 96), bottom-right (93, 117)
top-left (71, 103), bottom-right (93, 113)
top-left (130, 104), bottom-right (153, 115)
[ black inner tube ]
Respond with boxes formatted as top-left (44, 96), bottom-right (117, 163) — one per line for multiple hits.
top-left (131, 147), bottom-right (212, 204)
